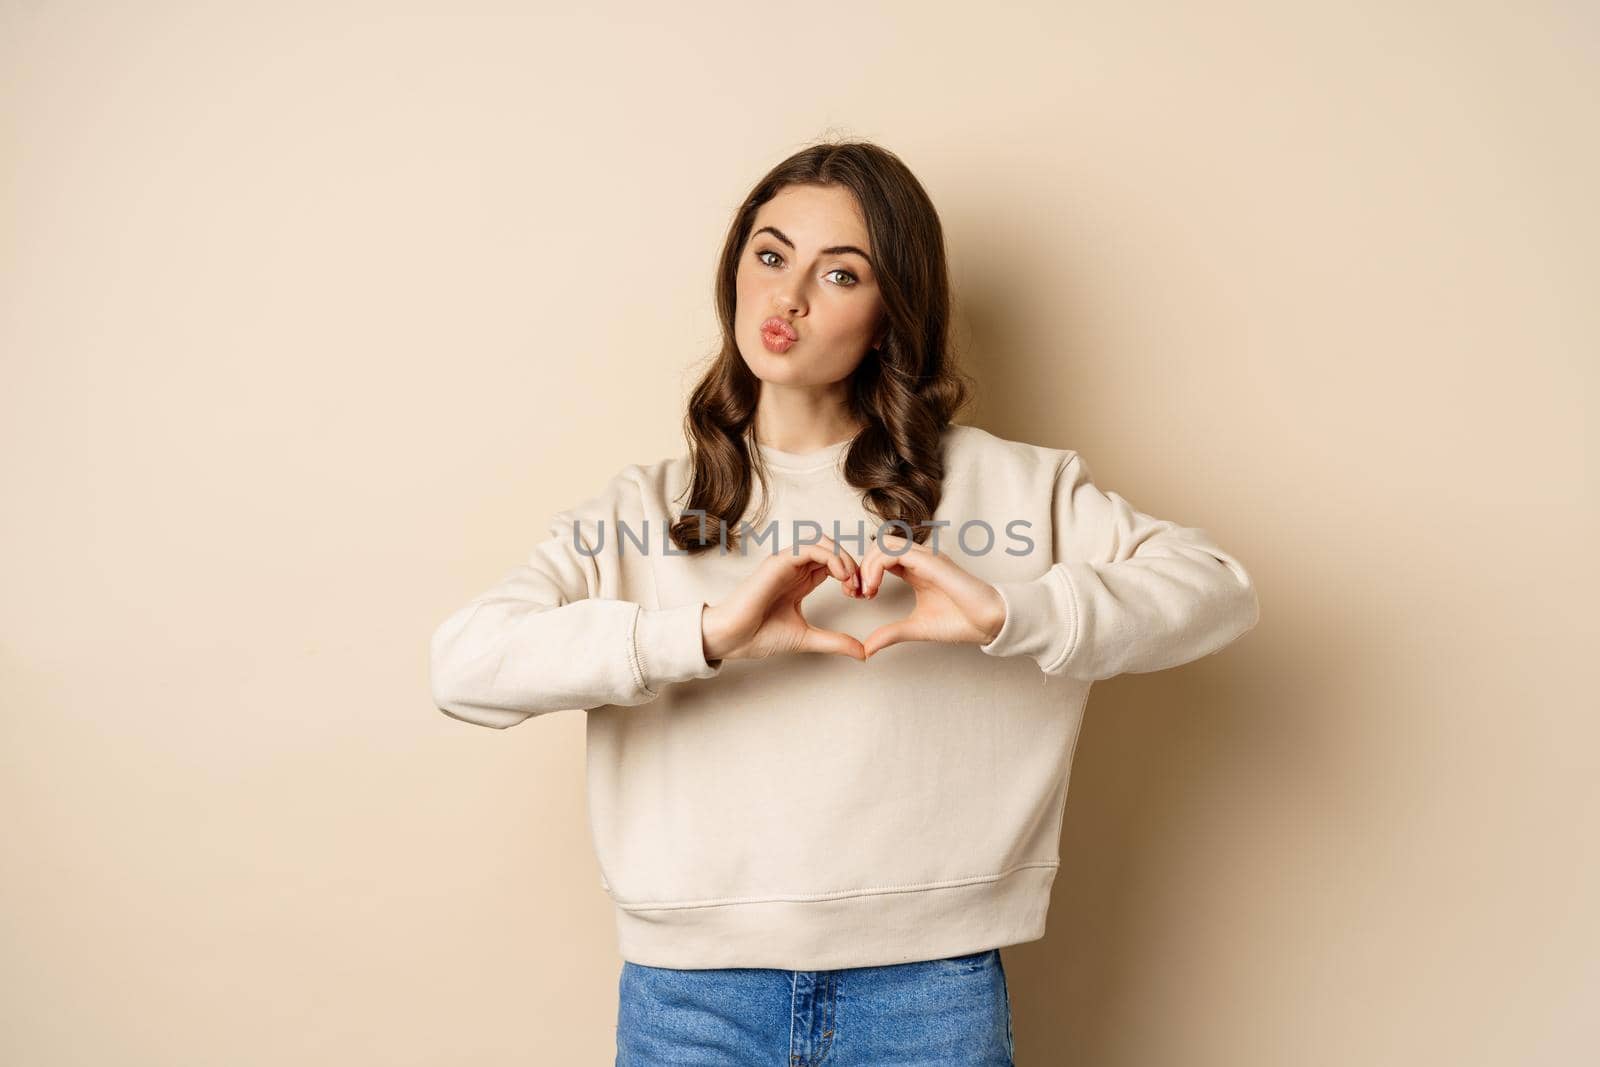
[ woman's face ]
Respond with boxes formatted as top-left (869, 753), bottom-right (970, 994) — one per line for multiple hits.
top-left (734, 183), bottom-right (885, 388)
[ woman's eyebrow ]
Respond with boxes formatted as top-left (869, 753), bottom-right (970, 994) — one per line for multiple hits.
top-left (753, 225), bottom-right (873, 268)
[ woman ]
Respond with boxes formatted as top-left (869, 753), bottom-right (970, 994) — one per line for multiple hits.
top-left (430, 140), bottom-right (1261, 1066)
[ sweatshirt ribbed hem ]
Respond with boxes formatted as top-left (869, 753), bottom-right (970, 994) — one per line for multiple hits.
top-left (609, 862), bottom-right (1057, 970)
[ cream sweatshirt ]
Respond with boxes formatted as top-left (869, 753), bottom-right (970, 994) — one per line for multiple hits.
top-left (429, 423), bottom-right (1260, 970)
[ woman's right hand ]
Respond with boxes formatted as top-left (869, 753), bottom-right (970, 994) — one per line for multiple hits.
top-left (701, 536), bottom-right (866, 662)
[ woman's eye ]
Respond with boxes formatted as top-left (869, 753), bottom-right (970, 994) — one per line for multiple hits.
top-left (753, 249), bottom-right (857, 288)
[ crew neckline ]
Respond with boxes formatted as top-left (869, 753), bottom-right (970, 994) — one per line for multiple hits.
top-left (754, 434), bottom-right (854, 472)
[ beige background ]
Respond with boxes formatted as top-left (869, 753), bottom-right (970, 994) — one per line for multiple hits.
top-left (3, 2), bottom-right (1595, 1064)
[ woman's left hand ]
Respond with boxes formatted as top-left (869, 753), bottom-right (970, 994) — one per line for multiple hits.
top-left (856, 531), bottom-right (1008, 658)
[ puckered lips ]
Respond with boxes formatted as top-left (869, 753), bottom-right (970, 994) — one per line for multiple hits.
top-left (761, 316), bottom-right (798, 353)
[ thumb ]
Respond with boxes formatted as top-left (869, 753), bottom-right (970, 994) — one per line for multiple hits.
top-left (796, 625), bottom-right (866, 661)
top-left (862, 619), bottom-right (920, 659)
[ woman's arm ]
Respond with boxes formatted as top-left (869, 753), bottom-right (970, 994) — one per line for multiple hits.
top-left (978, 450), bottom-right (1260, 681)
top-left (430, 473), bottom-right (724, 729)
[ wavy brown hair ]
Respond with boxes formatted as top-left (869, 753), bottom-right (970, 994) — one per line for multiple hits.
top-left (668, 140), bottom-right (976, 554)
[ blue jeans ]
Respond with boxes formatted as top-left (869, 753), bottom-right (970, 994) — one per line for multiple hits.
top-left (616, 948), bottom-right (1015, 1066)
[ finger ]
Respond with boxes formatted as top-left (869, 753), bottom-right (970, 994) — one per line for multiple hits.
top-left (859, 540), bottom-right (913, 598)
top-left (775, 538), bottom-right (833, 577)
top-left (879, 534), bottom-right (994, 609)
top-left (758, 554), bottom-right (851, 615)
top-left (859, 552), bottom-right (892, 598)
top-left (862, 533), bottom-right (940, 597)
top-left (774, 558), bottom-right (824, 599)
top-left (762, 549), bottom-right (835, 602)
top-left (858, 539), bottom-right (886, 596)
top-left (797, 539), bottom-right (860, 593)
top-left (819, 535), bottom-right (862, 591)
top-left (798, 562), bottom-right (832, 596)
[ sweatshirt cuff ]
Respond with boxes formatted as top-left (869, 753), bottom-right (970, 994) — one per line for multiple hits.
top-left (633, 600), bottom-right (725, 694)
top-left (978, 567), bottom-right (1084, 675)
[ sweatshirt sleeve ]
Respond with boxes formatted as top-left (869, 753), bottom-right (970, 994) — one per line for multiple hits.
top-left (978, 450), bottom-right (1260, 682)
top-left (430, 471), bottom-right (725, 729)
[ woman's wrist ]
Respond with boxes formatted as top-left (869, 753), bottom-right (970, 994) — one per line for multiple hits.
top-left (975, 586), bottom-right (1007, 644)
top-left (701, 602), bottom-right (736, 662)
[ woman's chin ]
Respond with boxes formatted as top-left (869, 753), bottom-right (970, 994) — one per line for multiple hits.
top-left (741, 350), bottom-right (803, 381)
top-left (739, 345), bottom-right (861, 386)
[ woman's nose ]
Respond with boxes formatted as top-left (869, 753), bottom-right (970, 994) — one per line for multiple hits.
top-left (769, 282), bottom-right (804, 317)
